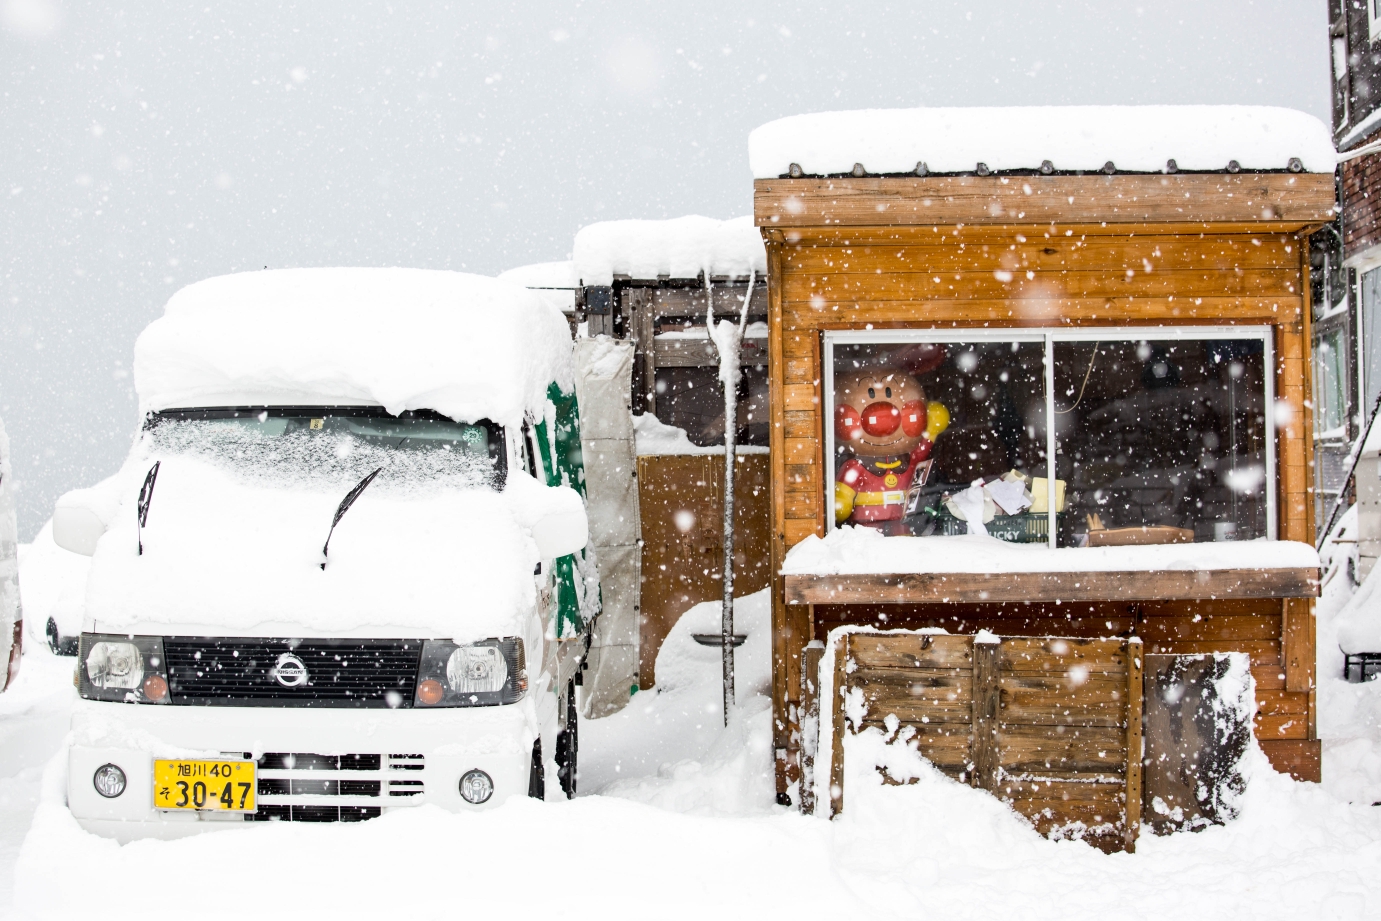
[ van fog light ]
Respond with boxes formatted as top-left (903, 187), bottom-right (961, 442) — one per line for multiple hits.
top-left (416, 679), bottom-right (444, 706)
top-left (142, 675), bottom-right (169, 702)
top-left (459, 769), bottom-right (493, 804)
top-left (93, 764), bottom-right (127, 798)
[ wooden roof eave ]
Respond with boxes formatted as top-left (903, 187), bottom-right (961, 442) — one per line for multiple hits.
top-left (753, 174), bottom-right (1337, 237)
top-left (783, 568), bottom-right (1321, 606)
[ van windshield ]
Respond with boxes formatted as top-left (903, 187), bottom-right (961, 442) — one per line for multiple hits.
top-left (145, 407), bottom-right (506, 491)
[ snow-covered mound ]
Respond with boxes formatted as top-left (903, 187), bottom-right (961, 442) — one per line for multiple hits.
top-left (748, 105), bottom-right (1335, 177)
top-left (573, 215), bottom-right (765, 285)
top-left (135, 268), bottom-right (574, 428)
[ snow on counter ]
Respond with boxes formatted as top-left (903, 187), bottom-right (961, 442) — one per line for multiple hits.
top-left (782, 526), bottom-right (1320, 576)
top-left (573, 215), bottom-right (765, 285)
top-left (135, 268), bottom-right (574, 428)
top-left (748, 105), bottom-right (1335, 178)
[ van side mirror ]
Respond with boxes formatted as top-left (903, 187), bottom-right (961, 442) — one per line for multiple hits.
top-left (531, 507), bottom-right (588, 560)
top-left (52, 497), bottom-right (108, 556)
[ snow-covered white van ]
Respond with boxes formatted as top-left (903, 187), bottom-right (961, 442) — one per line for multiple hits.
top-left (53, 269), bottom-right (598, 839)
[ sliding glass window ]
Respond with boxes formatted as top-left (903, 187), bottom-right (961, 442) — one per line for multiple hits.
top-left (824, 328), bottom-right (1276, 548)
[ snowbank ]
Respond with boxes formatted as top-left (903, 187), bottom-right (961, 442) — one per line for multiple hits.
top-left (15, 524), bottom-right (90, 647)
top-left (748, 106), bottom-right (1335, 178)
top-left (782, 526), bottom-right (1320, 575)
top-left (572, 215), bottom-right (765, 285)
top-left (135, 268), bottom-right (574, 429)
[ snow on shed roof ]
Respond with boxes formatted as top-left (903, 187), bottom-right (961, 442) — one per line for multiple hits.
top-left (748, 106), bottom-right (1336, 179)
top-left (134, 268), bottom-right (574, 427)
top-left (573, 215), bottom-right (766, 286)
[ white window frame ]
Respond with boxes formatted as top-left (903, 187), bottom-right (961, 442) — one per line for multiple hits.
top-left (1371, 0), bottom-right (1381, 45)
top-left (822, 326), bottom-right (1277, 548)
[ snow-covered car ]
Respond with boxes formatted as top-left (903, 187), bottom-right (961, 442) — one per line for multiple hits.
top-left (0, 417), bottom-right (22, 692)
top-left (54, 269), bottom-right (598, 840)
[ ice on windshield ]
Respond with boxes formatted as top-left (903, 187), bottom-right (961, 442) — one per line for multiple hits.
top-left (145, 410), bottom-right (505, 492)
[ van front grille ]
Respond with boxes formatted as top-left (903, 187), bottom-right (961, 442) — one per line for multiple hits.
top-left (164, 638), bottom-right (422, 707)
top-left (245, 752), bottom-right (425, 823)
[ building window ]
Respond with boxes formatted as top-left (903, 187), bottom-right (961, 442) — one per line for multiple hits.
top-left (1372, 0), bottom-right (1381, 45)
top-left (1314, 327), bottom-right (1349, 440)
top-left (825, 328), bottom-right (1277, 547)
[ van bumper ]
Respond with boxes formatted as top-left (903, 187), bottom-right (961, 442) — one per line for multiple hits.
top-left (67, 698), bottom-right (536, 842)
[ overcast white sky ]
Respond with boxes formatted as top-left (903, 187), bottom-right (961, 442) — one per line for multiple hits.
top-left (0, 0), bottom-right (1330, 537)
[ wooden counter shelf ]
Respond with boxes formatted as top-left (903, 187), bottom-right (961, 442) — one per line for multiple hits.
top-left (783, 567), bottom-right (1320, 606)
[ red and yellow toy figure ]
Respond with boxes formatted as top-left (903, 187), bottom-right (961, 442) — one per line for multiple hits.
top-left (834, 363), bottom-right (949, 534)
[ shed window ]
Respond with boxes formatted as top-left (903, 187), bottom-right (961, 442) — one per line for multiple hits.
top-left (825, 328), bottom-right (1276, 548)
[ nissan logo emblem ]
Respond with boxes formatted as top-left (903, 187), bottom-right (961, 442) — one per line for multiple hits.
top-left (273, 652), bottom-right (309, 688)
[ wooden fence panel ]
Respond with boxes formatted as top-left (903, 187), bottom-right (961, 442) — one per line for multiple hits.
top-left (824, 631), bottom-right (1142, 853)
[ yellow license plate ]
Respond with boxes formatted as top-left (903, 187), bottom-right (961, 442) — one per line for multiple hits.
top-left (153, 759), bottom-right (257, 812)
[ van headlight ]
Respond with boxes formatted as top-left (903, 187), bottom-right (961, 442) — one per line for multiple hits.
top-left (415, 638), bottom-right (526, 707)
top-left (78, 634), bottom-right (170, 704)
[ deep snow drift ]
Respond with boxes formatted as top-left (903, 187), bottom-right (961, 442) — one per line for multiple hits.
top-left (4, 555), bottom-right (1381, 919)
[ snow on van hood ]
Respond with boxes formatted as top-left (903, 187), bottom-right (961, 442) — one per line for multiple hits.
top-left (82, 451), bottom-right (578, 640)
top-left (134, 268), bottom-right (574, 428)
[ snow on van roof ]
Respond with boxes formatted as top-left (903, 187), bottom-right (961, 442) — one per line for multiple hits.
top-left (748, 106), bottom-right (1336, 178)
top-left (497, 261), bottom-right (578, 315)
top-left (498, 260), bottom-right (576, 288)
top-left (573, 215), bottom-right (766, 285)
top-left (134, 268), bottom-right (574, 427)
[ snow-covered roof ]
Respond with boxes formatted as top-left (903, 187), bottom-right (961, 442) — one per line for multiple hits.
top-left (748, 106), bottom-right (1336, 179)
top-left (134, 268), bottom-right (574, 428)
top-left (572, 215), bottom-right (766, 285)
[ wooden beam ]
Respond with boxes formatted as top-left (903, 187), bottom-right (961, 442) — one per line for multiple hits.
top-left (971, 640), bottom-right (1000, 792)
top-left (1124, 638), bottom-right (1143, 854)
top-left (764, 222), bottom-right (1330, 245)
top-left (784, 568), bottom-right (1321, 605)
top-left (754, 174), bottom-right (1337, 229)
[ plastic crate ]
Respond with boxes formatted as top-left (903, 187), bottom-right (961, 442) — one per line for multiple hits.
top-left (927, 506), bottom-right (1056, 544)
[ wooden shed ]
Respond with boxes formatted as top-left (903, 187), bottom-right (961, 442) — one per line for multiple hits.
top-left (568, 217), bottom-right (772, 690)
top-left (750, 106), bottom-right (1338, 847)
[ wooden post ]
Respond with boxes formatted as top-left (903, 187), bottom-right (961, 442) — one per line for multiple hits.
top-left (1124, 637), bottom-right (1144, 853)
top-left (799, 641), bottom-right (825, 815)
top-left (971, 638), bottom-right (1000, 793)
top-left (828, 633), bottom-right (850, 818)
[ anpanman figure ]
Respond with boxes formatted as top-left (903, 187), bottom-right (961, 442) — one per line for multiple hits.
top-left (834, 364), bottom-right (949, 534)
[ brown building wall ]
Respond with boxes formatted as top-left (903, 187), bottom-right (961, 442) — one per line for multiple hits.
top-left (755, 174), bottom-right (1334, 797)
top-left (1341, 137), bottom-right (1381, 261)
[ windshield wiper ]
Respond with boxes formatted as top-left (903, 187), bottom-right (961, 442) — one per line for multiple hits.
top-left (320, 466), bottom-right (382, 570)
top-left (137, 461), bottom-right (161, 556)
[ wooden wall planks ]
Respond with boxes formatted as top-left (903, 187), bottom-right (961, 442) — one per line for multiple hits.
top-left (754, 174), bottom-right (1337, 228)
